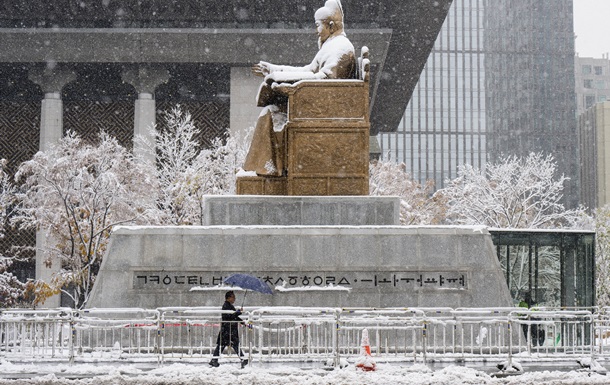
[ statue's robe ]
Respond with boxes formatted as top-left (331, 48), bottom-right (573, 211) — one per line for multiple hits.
top-left (243, 34), bottom-right (356, 176)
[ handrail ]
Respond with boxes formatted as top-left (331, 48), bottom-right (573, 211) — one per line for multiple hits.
top-left (0, 306), bottom-right (606, 367)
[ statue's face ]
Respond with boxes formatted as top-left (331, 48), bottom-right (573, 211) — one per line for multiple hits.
top-left (315, 19), bottom-right (332, 45)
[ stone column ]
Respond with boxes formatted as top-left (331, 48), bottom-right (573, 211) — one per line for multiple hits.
top-left (122, 66), bottom-right (170, 161)
top-left (230, 67), bottom-right (263, 138)
top-left (29, 69), bottom-right (76, 151)
top-left (29, 68), bottom-right (76, 308)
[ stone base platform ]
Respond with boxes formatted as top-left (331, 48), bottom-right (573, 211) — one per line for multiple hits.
top-left (202, 195), bottom-right (400, 226)
top-left (87, 224), bottom-right (513, 309)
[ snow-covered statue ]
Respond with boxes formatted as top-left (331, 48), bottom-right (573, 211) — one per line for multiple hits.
top-left (243, 0), bottom-right (356, 177)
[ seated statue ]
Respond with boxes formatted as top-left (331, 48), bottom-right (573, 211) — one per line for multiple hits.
top-left (243, 0), bottom-right (356, 177)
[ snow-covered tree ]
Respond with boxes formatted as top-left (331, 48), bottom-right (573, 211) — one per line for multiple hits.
top-left (181, 131), bottom-right (251, 224)
top-left (369, 159), bottom-right (447, 225)
top-left (14, 132), bottom-right (157, 308)
top-left (436, 153), bottom-right (585, 229)
top-left (595, 205), bottom-right (610, 308)
top-left (0, 159), bottom-right (16, 234)
top-left (0, 159), bottom-right (30, 307)
top-left (144, 106), bottom-right (250, 225)
top-left (143, 106), bottom-right (202, 225)
top-left (436, 153), bottom-right (591, 307)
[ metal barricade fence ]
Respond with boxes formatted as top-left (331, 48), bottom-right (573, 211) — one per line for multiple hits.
top-left (157, 307), bottom-right (241, 363)
top-left (338, 308), bottom-right (432, 361)
top-left (596, 307), bottom-right (610, 355)
top-left (74, 308), bottom-right (160, 362)
top-left (248, 307), bottom-right (340, 364)
top-left (508, 308), bottom-right (595, 359)
top-left (0, 307), bottom-right (604, 365)
top-left (0, 308), bottom-right (73, 360)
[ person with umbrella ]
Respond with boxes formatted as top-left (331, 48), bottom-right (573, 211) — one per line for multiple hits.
top-left (209, 290), bottom-right (248, 368)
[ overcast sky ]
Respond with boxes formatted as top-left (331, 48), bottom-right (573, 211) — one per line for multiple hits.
top-left (573, 0), bottom-right (610, 58)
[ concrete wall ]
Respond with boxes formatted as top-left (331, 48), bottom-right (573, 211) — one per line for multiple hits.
top-left (88, 225), bottom-right (514, 309)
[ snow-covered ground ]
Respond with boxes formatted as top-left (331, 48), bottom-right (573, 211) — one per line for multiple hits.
top-left (0, 361), bottom-right (608, 384)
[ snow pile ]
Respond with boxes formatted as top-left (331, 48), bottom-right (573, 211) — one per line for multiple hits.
top-left (190, 285), bottom-right (245, 292)
top-left (0, 361), bottom-right (608, 385)
top-left (577, 357), bottom-right (607, 373)
top-left (274, 283), bottom-right (351, 292)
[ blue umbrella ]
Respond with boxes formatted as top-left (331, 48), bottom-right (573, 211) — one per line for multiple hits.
top-left (223, 273), bottom-right (273, 306)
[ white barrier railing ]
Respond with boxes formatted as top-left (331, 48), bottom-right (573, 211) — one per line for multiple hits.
top-left (0, 307), bottom-right (605, 365)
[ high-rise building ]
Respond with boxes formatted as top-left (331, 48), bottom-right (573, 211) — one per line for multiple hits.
top-left (579, 101), bottom-right (610, 210)
top-left (576, 56), bottom-right (610, 210)
top-left (484, 0), bottom-right (578, 207)
top-left (380, 0), bottom-right (580, 208)
top-left (379, 0), bottom-right (487, 190)
top-left (575, 55), bottom-right (610, 116)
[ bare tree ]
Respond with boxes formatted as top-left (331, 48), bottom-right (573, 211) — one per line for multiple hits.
top-left (14, 132), bottom-right (156, 308)
top-left (369, 159), bottom-right (447, 225)
top-left (141, 106), bottom-right (202, 225)
top-left (182, 132), bottom-right (251, 224)
top-left (436, 153), bottom-right (585, 229)
top-left (0, 159), bottom-right (30, 307)
top-left (596, 205), bottom-right (610, 308)
top-left (143, 106), bottom-right (251, 225)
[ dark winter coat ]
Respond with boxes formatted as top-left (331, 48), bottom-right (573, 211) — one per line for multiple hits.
top-left (220, 300), bottom-right (243, 342)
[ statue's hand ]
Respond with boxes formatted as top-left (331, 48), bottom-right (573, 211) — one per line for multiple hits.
top-left (252, 61), bottom-right (271, 77)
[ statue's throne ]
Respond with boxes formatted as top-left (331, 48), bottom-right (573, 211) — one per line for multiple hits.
top-left (237, 47), bottom-right (370, 195)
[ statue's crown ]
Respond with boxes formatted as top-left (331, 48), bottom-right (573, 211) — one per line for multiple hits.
top-left (314, 0), bottom-right (344, 24)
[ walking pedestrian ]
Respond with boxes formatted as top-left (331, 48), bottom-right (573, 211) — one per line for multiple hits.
top-left (209, 291), bottom-right (248, 368)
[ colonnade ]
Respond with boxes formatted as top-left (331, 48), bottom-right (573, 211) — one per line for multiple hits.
top-left (22, 65), bottom-right (261, 306)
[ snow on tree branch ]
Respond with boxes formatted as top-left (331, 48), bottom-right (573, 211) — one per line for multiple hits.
top-left (0, 159), bottom-right (17, 236)
top-left (13, 132), bottom-right (157, 308)
top-left (0, 159), bottom-right (30, 307)
top-left (436, 153), bottom-right (586, 229)
top-left (369, 159), bottom-right (446, 225)
top-left (596, 205), bottom-right (610, 307)
top-left (143, 106), bottom-right (251, 225)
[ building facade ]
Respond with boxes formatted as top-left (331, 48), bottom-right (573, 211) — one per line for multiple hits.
top-left (490, 229), bottom-right (595, 308)
top-left (379, 0), bottom-right (486, 189)
top-left (379, 0), bottom-right (579, 210)
top-left (575, 55), bottom-right (610, 116)
top-left (484, 0), bottom-right (578, 208)
top-left (579, 101), bottom-right (610, 210)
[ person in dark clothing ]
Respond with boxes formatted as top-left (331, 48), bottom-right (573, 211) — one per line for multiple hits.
top-left (519, 294), bottom-right (546, 347)
top-left (209, 291), bottom-right (248, 368)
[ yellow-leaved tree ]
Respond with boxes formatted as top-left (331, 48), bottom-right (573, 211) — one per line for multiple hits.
top-left (14, 132), bottom-right (157, 308)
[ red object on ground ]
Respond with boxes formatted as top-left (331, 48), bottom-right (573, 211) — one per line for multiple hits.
top-left (355, 329), bottom-right (376, 371)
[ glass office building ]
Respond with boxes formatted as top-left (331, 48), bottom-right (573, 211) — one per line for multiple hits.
top-left (485, 0), bottom-right (579, 208)
top-left (379, 0), bottom-right (579, 209)
top-left (379, 0), bottom-right (486, 190)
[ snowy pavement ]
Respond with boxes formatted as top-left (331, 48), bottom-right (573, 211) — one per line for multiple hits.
top-left (0, 360), bottom-right (608, 384)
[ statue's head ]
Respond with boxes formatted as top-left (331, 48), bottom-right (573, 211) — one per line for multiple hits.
top-left (314, 0), bottom-right (345, 47)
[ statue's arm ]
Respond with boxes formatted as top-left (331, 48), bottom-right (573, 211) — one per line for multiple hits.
top-left (252, 60), bottom-right (317, 78)
top-left (268, 63), bottom-right (314, 73)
